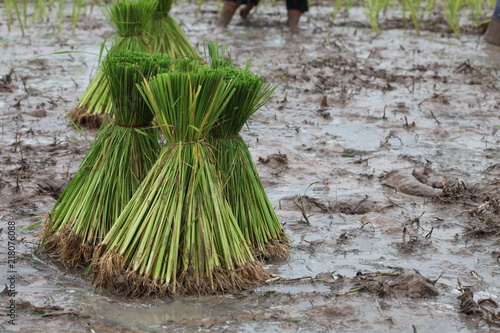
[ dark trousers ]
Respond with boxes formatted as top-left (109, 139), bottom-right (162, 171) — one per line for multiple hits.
top-left (225, 0), bottom-right (309, 13)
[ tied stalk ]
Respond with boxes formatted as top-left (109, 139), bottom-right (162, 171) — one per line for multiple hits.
top-left (68, 0), bottom-right (156, 127)
top-left (207, 43), bottom-right (290, 260)
top-left (40, 51), bottom-right (172, 268)
top-left (93, 60), bottom-right (267, 297)
top-left (146, 0), bottom-right (200, 59)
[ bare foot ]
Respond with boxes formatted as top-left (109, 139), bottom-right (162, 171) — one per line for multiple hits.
top-left (239, 3), bottom-right (255, 20)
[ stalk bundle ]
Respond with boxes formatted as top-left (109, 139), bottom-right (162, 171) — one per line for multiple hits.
top-left (40, 51), bottom-right (172, 268)
top-left (146, 0), bottom-right (200, 59)
top-left (93, 59), bottom-right (267, 297)
top-left (68, 0), bottom-right (156, 127)
top-left (207, 43), bottom-right (290, 260)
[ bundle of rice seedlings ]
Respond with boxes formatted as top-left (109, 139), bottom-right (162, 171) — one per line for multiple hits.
top-left (207, 43), bottom-right (290, 260)
top-left (68, 0), bottom-right (156, 127)
top-left (40, 51), bottom-right (173, 268)
top-left (146, 0), bottom-right (200, 59)
top-left (93, 59), bottom-right (267, 297)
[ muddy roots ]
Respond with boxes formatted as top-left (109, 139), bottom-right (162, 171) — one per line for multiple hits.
top-left (92, 249), bottom-right (269, 298)
top-left (352, 271), bottom-right (439, 298)
top-left (253, 236), bottom-right (292, 262)
top-left (90, 248), bottom-right (171, 298)
top-left (67, 107), bottom-right (103, 128)
top-left (39, 222), bottom-right (98, 269)
top-left (463, 196), bottom-right (500, 238)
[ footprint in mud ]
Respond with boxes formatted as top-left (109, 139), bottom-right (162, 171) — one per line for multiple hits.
top-left (279, 194), bottom-right (385, 216)
top-left (458, 288), bottom-right (500, 326)
top-left (258, 152), bottom-right (288, 168)
top-left (0, 69), bottom-right (16, 92)
top-left (387, 272), bottom-right (440, 297)
top-left (23, 110), bottom-right (48, 118)
top-left (353, 271), bottom-right (440, 298)
top-left (35, 176), bottom-right (66, 200)
top-left (380, 167), bottom-right (445, 197)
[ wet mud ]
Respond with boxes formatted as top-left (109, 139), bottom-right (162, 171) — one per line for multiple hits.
top-left (0, 0), bottom-right (499, 332)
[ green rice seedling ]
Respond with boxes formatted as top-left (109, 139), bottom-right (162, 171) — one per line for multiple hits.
top-left (400, 0), bottom-right (408, 24)
top-left (207, 43), bottom-right (290, 260)
top-left (331, 0), bottom-right (346, 21)
top-left (4, 0), bottom-right (13, 32)
top-left (441, 0), bottom-right (463, 37)
top-left (146, 0), bottom-right (200, 59)
top-left (22, 0), bottom-right (28, 28)
top-left (57, 0), bottom-right (64, 31)
top-left (464, 0), bottom-right (486, 25)
top-left (33, 0), bottom-right (62, 30)
top-left (361, 0), bottom-right (390, 33)
top-left (331, 0), bottom-right (357, 21)
top-left (345, 0), bottom-right (357, 12)
top-left (68, 0), bottom-right (156, 127)
top-left (40, 51), bottom-right (172, 268)
top-left (33, 0), bottom-right (46, 25)
top-left (196, 0), bottom-right (203, 15)
top-left (75, 0), bottom-right (106, 23)
top-left (424, 0), bottom-right (436, 15)
top-left (420, 0), bottom-right (437, 24)
top-left (71, 0), bottom-right (87, 34)
top-left (4, 0), bottom-right (25, 36)
top-left (93, 59), bottom-right (267, 297)
top-left (405, 0), bottom-right (424, 35)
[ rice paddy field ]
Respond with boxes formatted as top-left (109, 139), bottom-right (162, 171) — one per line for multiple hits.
top-left (1, 0), bottom-right (500, 332)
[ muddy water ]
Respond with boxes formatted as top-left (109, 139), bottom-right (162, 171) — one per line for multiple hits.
top-left (1, 1), bottom-right (499, 332)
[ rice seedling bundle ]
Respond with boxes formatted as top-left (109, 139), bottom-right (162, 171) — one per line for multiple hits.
top-left (40, 50), bottom-right (173, 268)
top-left (146, 0), bottom-right (200, 59)
top-left (92, 59), bottom-right (267, 297)
top-left (207, 43), bottom-right (290, 260)
top-left (68, 0), bottom-right (156, 127)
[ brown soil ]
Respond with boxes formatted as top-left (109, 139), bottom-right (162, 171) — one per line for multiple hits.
top-left (0, 1), bottom-right (499, 332)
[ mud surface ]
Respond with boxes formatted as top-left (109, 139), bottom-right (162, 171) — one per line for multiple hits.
top-left (1, 1), bottom-right (500, 332)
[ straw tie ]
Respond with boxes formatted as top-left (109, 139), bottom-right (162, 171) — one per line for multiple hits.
top-left (169, 139), bottom-right (206, 146)
top-left (211, 134), bottom-right (238, 140)
top-left (114, 121), bottom-right (150, 128)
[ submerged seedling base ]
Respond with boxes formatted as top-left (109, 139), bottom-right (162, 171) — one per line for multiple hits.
top-left (67, 106), bottom-right (104, 128)
top-left (92, 247), bottom-right (269, 298)
top-left (40, 223), bottom-right (98, 269)
top-left (255, 238), bottom-right (292, 261)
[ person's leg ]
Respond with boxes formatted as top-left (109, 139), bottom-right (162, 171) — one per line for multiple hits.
top-left (240, 1), bottom-right (257, 20)
top-left (218, 0), bottom-right (244, 28)
top-left (286, 0), bottom-right (308, 33)
top-left (485, 0), bottom-right (500, 45)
